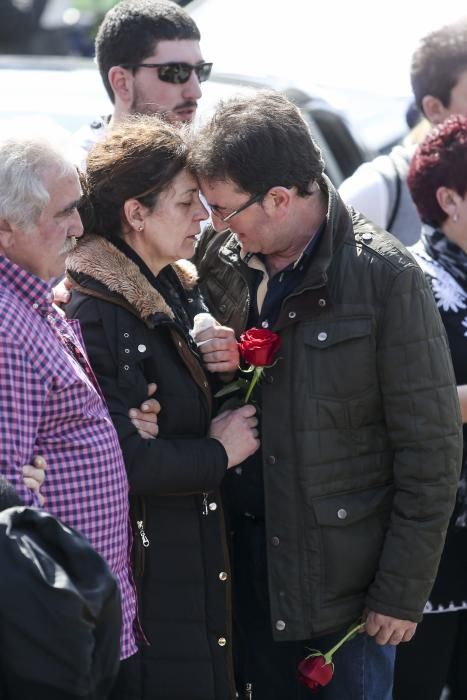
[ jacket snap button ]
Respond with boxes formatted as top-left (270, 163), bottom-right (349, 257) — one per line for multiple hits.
top-left (267, 455), bottom-right (276, 465)
top-left (218, 637), bottom-right (227, 647)
top-left (208, 502), bottom-right (217, 511)
top-left (271, 536), bottom-right (280, 547)
top-left (337, 508), bottom-right (348, 520)
top-left (219, 571), bottom-right (228, 581)
top-left (261, 320), bottom-right (269, 328)
top-left (288, 311), bottom-right (296, 319)
top-left (123, 332), bottom-right (129, 338)
top-left (124, 348), bottom-right (130, 354)
top-left (219, 304), bottom-right (226, 312)
top-left (318, 298), bottom-right (326, 307)
top-left (362, 232), bottom-right (373, 243)
top-left (138, 344), bottom-right (147, 353)
top-left (317, 331), bottom-right (328, 342)
top-left (123, 364), bottom-right (130, 371)
top-left (275, 620), bottom-right (286, 631)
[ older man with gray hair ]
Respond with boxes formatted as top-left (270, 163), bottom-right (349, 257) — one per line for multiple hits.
top-left (0, 133), bottom-right (159, 696)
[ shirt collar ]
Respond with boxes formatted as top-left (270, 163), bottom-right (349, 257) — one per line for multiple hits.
top-left (0, 256), bottom-right (53, 313)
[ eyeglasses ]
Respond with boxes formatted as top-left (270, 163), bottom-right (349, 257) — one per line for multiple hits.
top-left (211, 193), bottom-right (263, 224)
top-left (123, 61), bottom-right (213, 84)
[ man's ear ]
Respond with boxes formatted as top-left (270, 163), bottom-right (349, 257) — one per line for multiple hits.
top-left (421, 95), bottom-right (449, 125)
top-left (0, 220), bottom-right (15, 253)
top-left (263, 187), bottom-right (292, 218)
top-left (108, 66), bottom-right (134, 105)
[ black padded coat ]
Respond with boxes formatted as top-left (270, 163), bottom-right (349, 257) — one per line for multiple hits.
top-left (66, 235), bottom-right (235, 700)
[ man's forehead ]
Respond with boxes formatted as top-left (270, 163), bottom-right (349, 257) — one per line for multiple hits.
top-left (200, 178), bottom-right (245, 198)
top-left (145, 38), bottom-right (203, 64)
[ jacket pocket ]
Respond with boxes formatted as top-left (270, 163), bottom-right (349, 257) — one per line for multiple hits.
top-left (311, 483), bottom-right (393, 606)
top-left (303, 318), bottom-right (376, 400)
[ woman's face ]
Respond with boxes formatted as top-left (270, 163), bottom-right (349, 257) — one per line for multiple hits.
top-left (124, 169), bottom-right (208, 273)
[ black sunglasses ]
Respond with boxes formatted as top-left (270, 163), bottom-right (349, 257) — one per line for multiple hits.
top-left (124, 61), bottom-right (213, 85)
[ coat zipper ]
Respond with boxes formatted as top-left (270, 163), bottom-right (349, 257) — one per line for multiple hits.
top-left (136, 519), bottom-right (150, 547)
top-left (202, 492), bottom-right (209, 516)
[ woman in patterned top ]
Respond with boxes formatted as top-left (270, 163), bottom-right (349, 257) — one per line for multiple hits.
top-left (394, 115), bottom-right (467, 700)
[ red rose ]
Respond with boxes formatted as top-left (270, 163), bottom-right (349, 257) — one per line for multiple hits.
top-left (238, 328), bottom-right (281, 367)
top-left (298, 655), bottom-right (334, 692)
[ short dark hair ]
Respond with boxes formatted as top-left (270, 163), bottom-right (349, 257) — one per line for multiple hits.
top-left (188, 90), bottom-right (324, 198)
top-left (410, 17), bottom-right (467, 113)
top-left (80, 114), bottom-right (189, 238)
top-left (96, 0), bottom-right (201, 103)
top-left (407, 114), bottom-right (467, 228)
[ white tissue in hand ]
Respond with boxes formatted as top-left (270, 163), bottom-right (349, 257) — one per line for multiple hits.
top-left (190, 313), bottom-right (217, 340)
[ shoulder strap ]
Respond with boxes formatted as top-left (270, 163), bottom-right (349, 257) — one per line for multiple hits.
top-left (386, 155), bottom-right (402, 232)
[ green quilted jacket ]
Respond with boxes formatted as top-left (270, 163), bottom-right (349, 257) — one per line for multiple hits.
top-left (194, 178), bottom-right (462, 639)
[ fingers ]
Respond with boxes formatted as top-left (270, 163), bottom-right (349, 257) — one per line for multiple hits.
top-left (33, 455), bottom-right (47, 472)
top-left (365, 612), bottom-right (417, 646)
top-left (198, 338), bottom-right (237, 358)
top-left (401, 627), bottom-right (417, 643)
top-left (129, 397), bottom-right (161, 439)
top-left (198, 333), bottom-right (239, 374)
top-left (233, 404), bottom-right (257, 417)
top-left (204, 361), bottom-right (239, 373)
top-left (147, 382), bottom-right (157, 397)
top-left (139, 397), bottom-right (161, 414)
top-left (22, 457), bottom-right (47, 488)
top-left (195, 325), bottom-right (232, 344)
top-left (210, 409), bottom-right (232, 423)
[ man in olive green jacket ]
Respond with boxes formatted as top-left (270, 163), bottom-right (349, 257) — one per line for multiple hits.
top-left (189, 91), bottom-right (463, 700)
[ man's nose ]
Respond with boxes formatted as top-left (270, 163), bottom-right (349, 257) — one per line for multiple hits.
top-left (71, 211), bottom-right (84, 238)
top-left (182, 71), bottom-right (202, 100)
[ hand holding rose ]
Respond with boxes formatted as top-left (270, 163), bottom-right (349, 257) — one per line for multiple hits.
top-left (191, 313), bottom-right (239, 376)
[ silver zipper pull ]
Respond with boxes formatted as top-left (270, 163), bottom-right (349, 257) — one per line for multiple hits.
top-left (136, 520), bottom-right (150, 547)
top-left (246, 683), bottom-right (253, 699)
top-left (202, 492), bottom-right (209, 516)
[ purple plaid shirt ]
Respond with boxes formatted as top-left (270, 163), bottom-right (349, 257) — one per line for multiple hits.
top-left (0, 256), bottom-right (137, 659)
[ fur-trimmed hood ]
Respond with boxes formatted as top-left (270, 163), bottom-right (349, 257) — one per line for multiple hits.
top-left (66, 234), bottom-right (198, 321)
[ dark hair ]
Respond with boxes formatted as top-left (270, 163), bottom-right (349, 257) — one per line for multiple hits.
top-left (188, 90), bottom-right (325, 198)
top-left (410, 17), bottom-right (467, 114)
top-left (0, 478), bottom-right (22, 511)
top-left (407, 114), bottom-right (467, 228)
top-left (80, 114), bottom-right (189, 238)
top-left (96, 0), bottom-right (201, 103)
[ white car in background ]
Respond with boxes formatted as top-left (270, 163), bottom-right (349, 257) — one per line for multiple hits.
top-left (0, 54), bottom-right (111, 142)
top-left (0, 54), bottom-right (373, 186)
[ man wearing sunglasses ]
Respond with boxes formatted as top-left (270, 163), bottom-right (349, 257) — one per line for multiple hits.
top-left (72, 0), bottom-right (210, 165)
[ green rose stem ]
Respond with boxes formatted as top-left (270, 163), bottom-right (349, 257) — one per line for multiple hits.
top-left (321, 622), bottom-right (365, 664)
top-left (244, 366), bottom-right (264, 404)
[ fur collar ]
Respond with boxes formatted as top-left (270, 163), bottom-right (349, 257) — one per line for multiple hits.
top-left (66, 234), bottom-right (198, 321)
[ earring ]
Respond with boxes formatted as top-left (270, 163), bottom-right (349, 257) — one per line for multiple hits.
top-left (138, 225), bottom-right (144, 231)
top-left (453, 213), bottom-right (459, 223)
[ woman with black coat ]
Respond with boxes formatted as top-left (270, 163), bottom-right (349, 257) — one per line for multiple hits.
top-left (65, 115), bottom-right (259, 700)
top-left (394, 115), bottom-right (467, 700)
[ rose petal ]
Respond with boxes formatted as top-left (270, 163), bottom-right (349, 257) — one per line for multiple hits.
top-left (298, 655), bottom-right (334, 688)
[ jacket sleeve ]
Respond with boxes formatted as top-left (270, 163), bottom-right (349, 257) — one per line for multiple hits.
top-left (69, 296), bottom-right (228, 497)
top-left (365, 263), bottom-right (463, 621)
